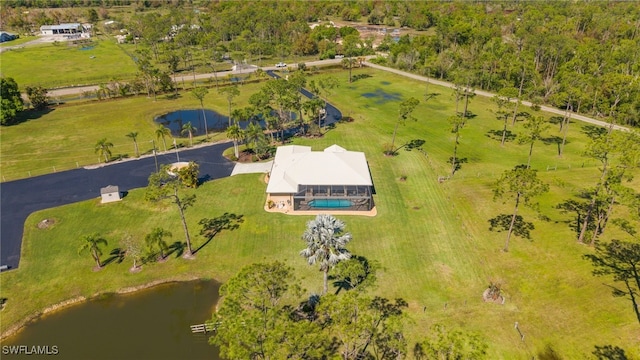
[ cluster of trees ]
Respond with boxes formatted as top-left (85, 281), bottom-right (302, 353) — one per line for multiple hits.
top-left (0, 77), bottom-right (49, 126)
top-left (222, 71), bottom-right (339, 160)
top-left (569, 128), bottom-right (640, 323)
top-left (377, 2), bottom-right (640, 127)
top-left (210, 214), bottom-right (488, 359)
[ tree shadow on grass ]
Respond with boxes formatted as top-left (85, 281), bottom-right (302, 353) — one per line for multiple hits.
top-left (165, 93), bottom-right (181, 100)
top-left (351, 73), bottom-right (372, 82)
top-left (102, 248), bottom-right (125, 266)
top-left (488, 214), bottom-right (534, 240)
top-left (537, 344), bottom-right (562, 360)
top-left (12, 107), bottom-right (55, 125)
top-left (329, 255), bottom-right (379, 294)
top-left (198, 174), bottom-right (211, 185)
top-left (582, 125), bottom-right (608, 140)
top-left (166, 241), bottom-right (186, 258)
top-left (548, 115), bottom-right (564, 126)
top-left (541, 135), bottom-right (564, 155)
top-left (447, 157), bottom-right (468, 173)
top-left (109, 154), bottom-right (130, 162)
top-left (457, 111), bottom-right (477, 119)
top-left (195, 213), bottom-right (244, 254)
top-left (486, 129), bottom-right (516, 143)
top-left (592, 344), bottom-right (629, 359)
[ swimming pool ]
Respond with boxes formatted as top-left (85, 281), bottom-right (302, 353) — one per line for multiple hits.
top-left (308, 199), bottom-right (353, 208)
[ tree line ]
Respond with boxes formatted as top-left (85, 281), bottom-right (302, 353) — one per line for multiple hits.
top-left (4, 2), bottom-right (638, 129)
top-left (4, 2), bottom-right (638, 128)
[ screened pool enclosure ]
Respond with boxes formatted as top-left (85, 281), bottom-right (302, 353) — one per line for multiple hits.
top-left (293, 185), bottom-right (372, 211)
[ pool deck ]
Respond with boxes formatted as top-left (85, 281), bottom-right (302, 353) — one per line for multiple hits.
top-left (263, 174), bottom-right (376, 216)
top-left (264, 195), bottom-right (377, 217)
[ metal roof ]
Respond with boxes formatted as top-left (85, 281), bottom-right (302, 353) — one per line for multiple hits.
top-left (266, 145), bottom-right (372, 193)
top-left (40, 23), bottom-right (82, 31)
top-left (100, 185), bottom-right (119, 195)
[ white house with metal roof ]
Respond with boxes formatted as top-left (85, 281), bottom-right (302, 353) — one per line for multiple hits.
top-left (266, 145), bottom-right (373, 212)
top-left (40, 23), bottom-right (90, 38)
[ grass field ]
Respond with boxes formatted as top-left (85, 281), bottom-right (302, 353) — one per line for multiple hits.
top-left (0, 38), bottom-right (138, 88)
top-left (1, 68), bottom-right (638, 358)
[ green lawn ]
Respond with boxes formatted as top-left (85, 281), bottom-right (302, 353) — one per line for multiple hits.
top-left (1, 68), bottom-right (638, 358)
top-left (0, 38), bottom-right (137, 88)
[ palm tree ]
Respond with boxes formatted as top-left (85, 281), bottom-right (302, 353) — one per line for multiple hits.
top-left (191, 87), bottom-right (209, 139)
top-left (145, 227), bottom-right (172, 260)
top-left (155, 125), bottom-right (171, 152)
top-left (78, 233), bottom-right (108, 269)
top-left (126, 131), bottom-right (139, 157)
top-left (94, 138), bottom-right (114, 163)
top-left (244, 121), bottom-right (264, 153)
top-left (181, 122), bottom-right (197, 147)
top-left (300, 214), bottom-right (352, 295)
top-left (218, 85), bottom-right (240, 126)
top-left (226, 123), bottom-right (243, 158)
top-left (303, 97), bottom-right (325, 132)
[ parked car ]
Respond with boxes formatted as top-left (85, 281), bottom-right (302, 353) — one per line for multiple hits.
top-left (335, 55), bottom-right (344, 59)
top-left (275, 62), bottom-right (287, 68)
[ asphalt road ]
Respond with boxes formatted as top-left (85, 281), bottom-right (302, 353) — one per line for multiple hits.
top-left (1, 142), bottom-right (236, 270)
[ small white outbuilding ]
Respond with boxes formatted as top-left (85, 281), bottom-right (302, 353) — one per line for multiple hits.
top-left (100, 185), bottom-right (121, 203)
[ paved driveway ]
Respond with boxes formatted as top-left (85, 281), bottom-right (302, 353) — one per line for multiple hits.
top-left (0, 142), bottom-right (235, 270)
top-left (231, 161), bottom-right (273, 176)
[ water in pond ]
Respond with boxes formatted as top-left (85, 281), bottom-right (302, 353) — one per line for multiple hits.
top-left (2, 280), bottom-right (221, 360)
top-left (154, 109), bottom-right (296, 138)
top-left (155, 109), bottom-right (229, 137)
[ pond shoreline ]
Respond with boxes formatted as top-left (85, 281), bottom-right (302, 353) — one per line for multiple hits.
top-left (0, 275), bottom-right (201, 341)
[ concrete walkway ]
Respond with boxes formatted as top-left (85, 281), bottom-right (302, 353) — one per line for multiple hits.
top-left (231, 161), bottom-right (273, 176)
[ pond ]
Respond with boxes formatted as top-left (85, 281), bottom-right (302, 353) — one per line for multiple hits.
top-left (155, 109), bottom-right (229, 137)
top-left (154, 109), bottom-right (296, 138)
top-left (2, 280), bottom-right (222, 360)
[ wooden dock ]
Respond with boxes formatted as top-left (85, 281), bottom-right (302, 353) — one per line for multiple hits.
top-left (190, 323), bottom-right (215, 334)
